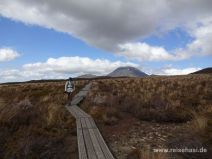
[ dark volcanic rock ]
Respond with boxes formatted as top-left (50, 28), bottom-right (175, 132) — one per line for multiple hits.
top-left (191, 67), bottom-right (212, 74)
top-left (77, 74), bottom-right (97, 79)
top-left (108, 66), bottom-right (148, 77)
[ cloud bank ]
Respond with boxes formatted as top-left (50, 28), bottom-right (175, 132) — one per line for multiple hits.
top-left (0, 48), bottom-right (20, 62)
top-left (0, 56), bottom-right (137, 82)
top-left (0, 0), bottom-right (212, 61)
top-left (0, 56), bottom-right (201, 83)
top-left (157, 67), bottom-right (201, 76)
top-left (118, 42), bottom-right (181, 61)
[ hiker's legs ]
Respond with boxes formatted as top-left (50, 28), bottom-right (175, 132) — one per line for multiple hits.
top-left (68, 93), bottom-right (70, 100)
top-left (70, 93), bottom-right (73, 100)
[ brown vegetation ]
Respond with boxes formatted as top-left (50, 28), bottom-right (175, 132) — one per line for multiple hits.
top-left (0, 74), bottom-right (211, 159)
top-left (81, 74), bottom-right (212, 159)
top-left (0, 80), bottom-right (87, 159)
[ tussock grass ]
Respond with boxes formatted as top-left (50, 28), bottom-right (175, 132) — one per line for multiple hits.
top-left (81, 75), bottom-right (212, 159)
top-left (190, 112), bottom-right (208, 133)
top-left (84, 75), bottom-right (212, 123)
top-left (127, 147), bottom-right (169, 159)
top-left (0, 80), bottom-right (87, 159)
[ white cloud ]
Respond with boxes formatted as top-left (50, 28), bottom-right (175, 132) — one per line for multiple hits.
top-left (117, 17), bottom-right (212, 61)
top-left (186, 18), bottom-right (212, 56)
top-left (0, 0), bottom-right (211, 63)
top-left (0, 55), bottom-right (203, 82)
top-left (0, 48), bottom-right (20, 62)
top-left (156, 67), bottom-right (201, 75)
top-left (0, 56), bottom-right (137, 82)
top-left (118, 42), bottom-right (183, 61)
top-left (22, 56), bottom-right (137, 75)
top-left (0, 0), bottom-right (212, 52)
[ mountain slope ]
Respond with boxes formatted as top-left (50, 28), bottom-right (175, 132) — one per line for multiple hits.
top-left (77, 74), bottom-right (97, 78)
top-left (108, 66), bottom-right (148, 77)
top-left (191, 67), bottom-right (212, 74)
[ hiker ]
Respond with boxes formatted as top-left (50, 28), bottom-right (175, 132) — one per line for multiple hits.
top-left (65, 77), bottom-right (75, 100)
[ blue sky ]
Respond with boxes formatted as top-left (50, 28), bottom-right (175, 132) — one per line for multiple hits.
top-left (0, 17), bottom-right (114, 66)
top-left (0, 0), bottom-right (211, 82)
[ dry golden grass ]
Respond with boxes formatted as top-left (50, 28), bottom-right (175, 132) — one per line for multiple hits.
top-left (127, 147), bottom-right (169, 159)
top-left (84, 74), bottom-right (212, 123)
top-left (1, 75), bottom-right (211, 159)
top-left (190, 111), bottom-right (208, 134)
top-left (81, 74), bottom-right (212, 159)
top-left (0, 80), bottom-right (87, 159)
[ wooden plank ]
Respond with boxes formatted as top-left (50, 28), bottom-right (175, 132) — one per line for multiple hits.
top-left (83, 128), bottom-right (97, 159)
top-left (70, 98), bottom-right (77, 105)
top-left (71, 96), bottom-right (84, 105)
top-left (80, 118), bottom-right (88, 129)
top-left (82, 83), bottom-right (92, 91)
top-left (65, 106), bottom-right (78, 118)
top-left (71, 107), bottom-right (80, 118)
top-left (74, 106), bottom-right (90, 117)
top-left (85, 117), bottom-right (97, 129)
top-left (74, 106), bottom-right (91, 118)
top-left (72, 106), bottom-right (84, 118)
top-left (88, 129), bottom-right (106, 159)
top-left (81, 118), bottom-right (97, 159)
top-left (74, 106), bottom-right (86, 116)
top-left (66, 82), bottom-right (115, 159)
top-left (69, 106), bottom-right (81, 117)
top-left (73, 106), bottom-right (89, 118)
top-left (72, 106), bottom-right (83, 116)
top-left (94, 129), bottom-right (114, 159)
top-left (72, 99), bottom-right (78, 105)
top-left (85, 118), bottom-right (106, 159)
top-left (72, 95), bottom-right (79, 100)
top-left (84, 118), bottom-right (94, 128)
top-left (88, 117), bottom-right (97, 128)
top-left (76, 90), bottom-right (88, 97)
top-left (76, 119), bottom-right (82, 129)
top-left (71, 95), bottom-right (80, 102)
top-left (77, 120), bottom-right (88, 159)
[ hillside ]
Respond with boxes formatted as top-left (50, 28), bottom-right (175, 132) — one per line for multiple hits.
top-left (108, 66), bottom-right (148, 77)
top-left (77, 74), bottom-right (97, 79)
top-left (191, 67), bottom-right (212, 74)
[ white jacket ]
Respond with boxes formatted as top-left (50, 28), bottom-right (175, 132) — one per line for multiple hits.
top-left (65, 81), bottom-right (75, 93)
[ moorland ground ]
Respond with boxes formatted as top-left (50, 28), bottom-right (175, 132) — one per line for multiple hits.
top-left (0, 74), bottom-right (211, 159)
top-left (81, 74), bottom-right (212, 159)
top-left (0, 80), bottom-right (87, 159)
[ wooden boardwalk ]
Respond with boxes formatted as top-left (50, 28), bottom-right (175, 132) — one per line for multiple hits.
top-left (65, 83), bottom-right (115, 159)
